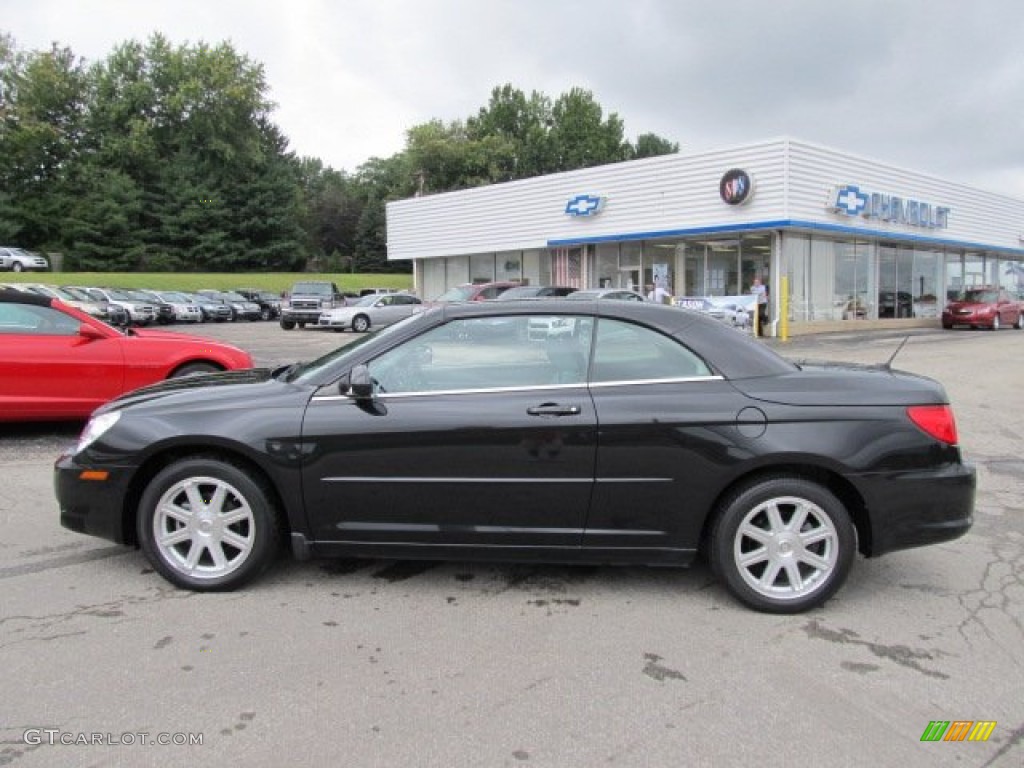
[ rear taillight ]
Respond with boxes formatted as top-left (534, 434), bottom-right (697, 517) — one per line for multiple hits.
top-left (907, 405), bottom-right (958, 445)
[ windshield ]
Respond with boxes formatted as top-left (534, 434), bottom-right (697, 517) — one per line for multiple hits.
top-left (159, 292), bottom-right (190, 302)
top-left (286, 312), bottom-right (424, 383)
top-left (496, 287), bottom-right (541, 299)
top-left (962, 290), bottom-right (998, 303)
top-left (109, 289), bottom-right (136, 300)
top-left (62, 286), bottom-right (90, 301)
top-left (220, 291), bottom-right (247, 301)
top-left (352, 294), bottom-right (382, 307)
top-left (433, 285), bottom-right (475, 302)
top-left (292, 283), bottom-right (333, 296)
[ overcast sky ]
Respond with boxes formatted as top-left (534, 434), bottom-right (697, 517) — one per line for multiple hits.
top-left (6, 1), bottom-right (1024, 196)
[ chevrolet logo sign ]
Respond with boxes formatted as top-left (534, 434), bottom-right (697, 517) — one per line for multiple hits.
top-left (565, 194), bottom-right (605, 217)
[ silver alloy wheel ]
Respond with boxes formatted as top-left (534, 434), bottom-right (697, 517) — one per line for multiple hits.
top-left (152, 475), bottom-right (256, 581)
top-left (992, 314), bottom-right (1000, 331)
top-left (732, 495), bottom-right (839, 602)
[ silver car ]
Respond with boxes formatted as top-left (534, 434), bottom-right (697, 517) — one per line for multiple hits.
top-left (318, 293), bottom-right (423, 332)
top-left (0, 247), bottom-right (49, 272)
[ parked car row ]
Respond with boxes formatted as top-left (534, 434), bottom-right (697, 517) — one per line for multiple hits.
top-left (0, 283), bottom-right (282, 326)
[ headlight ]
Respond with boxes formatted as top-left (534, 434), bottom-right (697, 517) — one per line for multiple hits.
top-left (76, 412), bottom-right (121, 454)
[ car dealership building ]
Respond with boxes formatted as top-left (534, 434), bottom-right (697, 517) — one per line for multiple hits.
top-left (386, 137), bottom-right (1024, 334)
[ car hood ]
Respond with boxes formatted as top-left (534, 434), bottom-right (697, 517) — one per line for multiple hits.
top-left (97, 368), bottom-right (279, 413)
top-left (128, 328), bottom-right (225, 343)
top-left (731, 361), bottom-right (947, 406)
top-left (944, 300), bottom-right (992, 311)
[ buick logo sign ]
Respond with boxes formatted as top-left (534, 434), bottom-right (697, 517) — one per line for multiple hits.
top-left (719, 169), bottom-right (754, 206)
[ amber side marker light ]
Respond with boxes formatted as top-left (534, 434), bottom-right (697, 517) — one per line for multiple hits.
top-left (907, 405), bottom-right (958, 445)
top-left (79, 470), bottom-right (109, 481)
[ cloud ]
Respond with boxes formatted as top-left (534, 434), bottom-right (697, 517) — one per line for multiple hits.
top-left (6, 0), bottom-right (1024, 195)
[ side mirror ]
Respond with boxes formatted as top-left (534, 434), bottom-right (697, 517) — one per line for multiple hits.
top-left (349, 364), bottom-right (374, 400)
top-left (78, 323), bottom-right (106, 340)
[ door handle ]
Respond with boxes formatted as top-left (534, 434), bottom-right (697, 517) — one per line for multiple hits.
top-left (527, 404), bottom-right (581, 417)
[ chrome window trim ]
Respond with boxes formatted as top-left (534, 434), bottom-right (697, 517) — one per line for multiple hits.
top-left (311, 375), bottom-right (723, 402)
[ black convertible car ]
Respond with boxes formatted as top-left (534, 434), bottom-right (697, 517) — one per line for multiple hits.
top-left (55, 300), bottom-right (975, 613)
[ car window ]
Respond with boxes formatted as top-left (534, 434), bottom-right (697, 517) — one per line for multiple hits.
top-left (367, 315), bottom-right (595, 394)
top-left (0, 304), bottom-right (81, 335)
top-left (590, 318), bottom-right (711, 382)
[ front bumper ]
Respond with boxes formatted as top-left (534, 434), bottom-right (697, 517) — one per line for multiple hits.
top-left (55, 453), bottom-right (137, 545)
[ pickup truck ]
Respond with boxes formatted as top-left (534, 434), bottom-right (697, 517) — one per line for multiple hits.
top-left (280, 281), bottom-right (346, 329)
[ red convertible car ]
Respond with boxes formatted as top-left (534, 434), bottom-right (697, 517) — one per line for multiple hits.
top-left (0, 288), bottom-right (254, 421)
top-left (941, 288), bottom-right (1024, 330)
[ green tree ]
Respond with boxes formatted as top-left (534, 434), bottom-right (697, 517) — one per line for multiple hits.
top-left (548, 87), bottom-right (630, 171)
top-left (0, 35), bottom-right (88, 248)
top-left (631, 132), bottom-right (680, 159)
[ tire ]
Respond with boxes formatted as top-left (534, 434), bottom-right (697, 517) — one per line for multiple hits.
top-left (280, 319), bottom-right (296, 330)
top-left (352, 314), bottom-right (371, 333)
top-left (708, 476), bottom-right (856, 613)
top-left (171, 361), bottom-right (221, 378)
top-left (991, 315), bottom-right (1001, 331)
top-left (298, 322), bottom-right (306, 329)
top-left (1017, 312), bottom-right (1024, 330)
top-left (137, 457), bottom-right (280, 591)
top-left (12, 262), bottom-right (23, 272)
top-left (260, 307), bottom-right (272, 321)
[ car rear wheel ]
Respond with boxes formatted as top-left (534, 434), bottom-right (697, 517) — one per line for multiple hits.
top-left (352, 314), bottom-right (371, 333)
top-left (137, 457), bottom-right (280, 591)
top-left (11, 261), bottom-right (23, 272)
top-left (709, 476), bottom-right (855, 613)
top-left (260, 307), bottom-right (272, 321)
top-left (1016, 312), bottom-right (1024, 330)
top-left (280, 319), bottom-right (295, 330)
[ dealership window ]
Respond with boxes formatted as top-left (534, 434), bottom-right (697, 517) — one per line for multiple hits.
top-left (495, 251), bottom-right (523, 284)
top-left (594, 242), bottom-right (619, 289)
top-left (619, 242), bottom-right (641, 292)
top-left (910, 248), bottom-right (942, 318)
top-left (834, 240), bottom-right (874, 320)
top-left (469, 253), bottom-right (496, 284)
top-left (783, 234), bottom-right (812, 321)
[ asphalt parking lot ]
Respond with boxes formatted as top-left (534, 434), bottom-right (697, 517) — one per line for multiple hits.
top-left (1, 321), bottom-right (1021, 767)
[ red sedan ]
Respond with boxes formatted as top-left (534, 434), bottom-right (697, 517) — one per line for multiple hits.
top-left (1, 288), bottom-right (254, 421)
top-left (941, 288), bottom-right (1024, 330)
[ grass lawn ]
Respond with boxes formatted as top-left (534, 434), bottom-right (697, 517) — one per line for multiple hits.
top-left (0, 272), bottom-right (414, 295)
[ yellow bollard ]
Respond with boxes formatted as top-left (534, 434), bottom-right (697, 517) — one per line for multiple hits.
top-left (779, 275), bottom-right (789, 341)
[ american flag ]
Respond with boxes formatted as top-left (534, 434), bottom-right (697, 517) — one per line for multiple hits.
top-left (552, 248), bottom-right (582, 288)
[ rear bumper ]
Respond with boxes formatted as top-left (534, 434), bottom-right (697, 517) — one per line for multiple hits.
top-left (860, 461), bottom-right (976, 556)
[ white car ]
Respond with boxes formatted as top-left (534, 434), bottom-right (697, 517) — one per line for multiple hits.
top-left (318, 293), bottom-right (423, 332)
top-left (0, 247), bottom-right (49, 272)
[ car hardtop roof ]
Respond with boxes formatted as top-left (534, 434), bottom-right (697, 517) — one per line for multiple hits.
top-left (0, 287), bottom-right (51, 306)
top-left (437, 298), bottom-right (796, 378)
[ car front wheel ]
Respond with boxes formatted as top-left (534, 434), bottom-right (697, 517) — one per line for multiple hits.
top-left (352, 314), bottom-right (371, 333)
top-left (280, 319), bottom-right (295, 330)
top-left (137, 457), bottom-right (280, 591)
top-left (709, 476), bottom-right (855, 613)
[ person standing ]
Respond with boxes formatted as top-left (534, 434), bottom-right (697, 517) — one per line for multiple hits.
top-left (751, 277), bottom-right (768, 335)
top-left (647, 282), bottom-right (671, 304)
